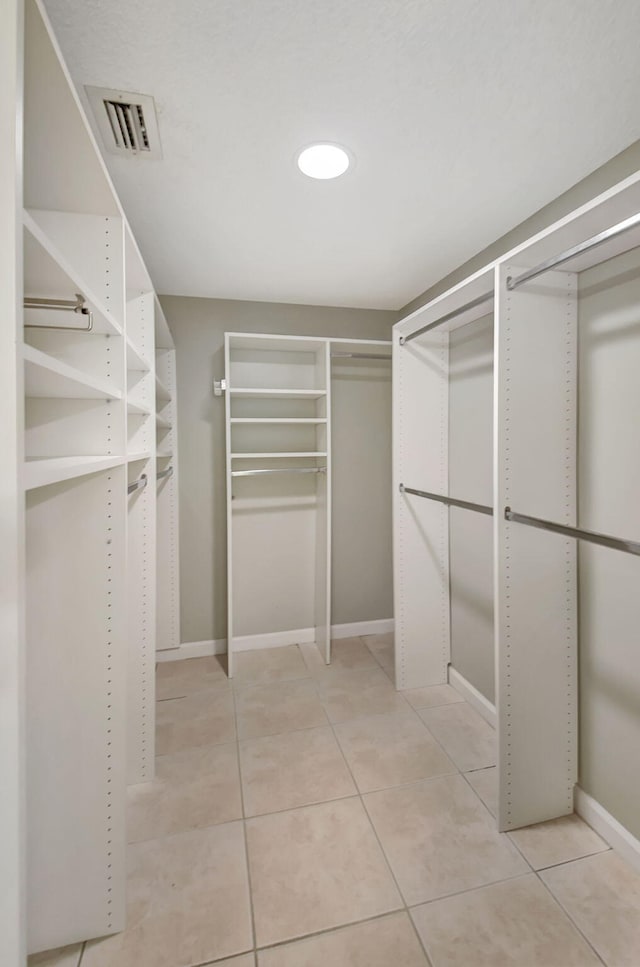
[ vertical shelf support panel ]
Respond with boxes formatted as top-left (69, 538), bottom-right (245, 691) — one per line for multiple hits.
top-left (494, 264), bottom-right (578, 830)
top-left (393, 327), bottom-right (450, 689)
top-left (314, 342), bottom-right (332, 664)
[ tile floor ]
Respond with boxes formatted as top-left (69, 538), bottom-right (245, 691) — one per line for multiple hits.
top-left (31, 635), bottom-right (640, 967)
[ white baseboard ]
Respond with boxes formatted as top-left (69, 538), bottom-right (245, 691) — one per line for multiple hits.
top-left (574, 786), bottom-right (640, 875)
top-left (159, 618), bottom-right (394, 662)
top-left (448, 666), bottom-right (497, 728)
top-left (156, 638), bottom-right (226, 662)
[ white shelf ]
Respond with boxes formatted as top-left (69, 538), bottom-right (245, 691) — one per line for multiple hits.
top-left (23, 344), bottom-right (122, 400)
top-left (157, 449), bottom-right (173, 459)
top-left (126, 337), bottom-right (151, 373)
top-left (127, 400), bottom-right (151, 416)
top-left (155, 375), bottom-right (171, 401)
top-left (23, 454), bottom-right (125, 491)
top-left (128, 451), bottom-right (152, 462)
top-left (23, 210), bottom-right (123, 337)
top-left (231, 451), bottom-right (328, 459)
top-left (230, 418), bottom-right (327, 425)
top-left (156, 415), bottom-right (172, 429)
top-left (230, 388), bottom-right (327, 400)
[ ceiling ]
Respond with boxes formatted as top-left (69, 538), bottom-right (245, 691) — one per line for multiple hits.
top-left (44, 0), bottom-right (640, 310)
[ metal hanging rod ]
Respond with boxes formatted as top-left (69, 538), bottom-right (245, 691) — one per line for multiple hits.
top-left (399, 291), bottom-right (494, 346)
top-left (505, 507), bottom-right (640, 556)
top-left (506, 211), bottom-right (640, 291)
top-left (399, 484), bottom-right (493, 517)
top-left (331, 352), bottom-right (392, 361)
top-left (157, 466), bottom-right (173, 481)
top-left (127, 473), bottom-right (147, 496)
top-left (23, 293), bottom-right (94, 332)
top-left (232, 466), bottom-right (327, 478)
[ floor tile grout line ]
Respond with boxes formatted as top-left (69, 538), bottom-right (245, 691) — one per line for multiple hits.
top-left (230, 682), bottom-right (259, 957)
top-left (533, 868), bottom-right (609, 966)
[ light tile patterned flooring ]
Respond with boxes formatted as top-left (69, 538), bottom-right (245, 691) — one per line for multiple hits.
top-left (32, 635), bottom-right (640, 967)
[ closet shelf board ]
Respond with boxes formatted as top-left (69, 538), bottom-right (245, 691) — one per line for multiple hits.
top-left (23, 210), bottom-right (123, 337)
top-left (126, 337), bottom-right (151, 373)
top-left (127, 400), bottom-right (151, 416)
top-left (155, 415), bottom-right (172, 429)
top-left (230, 451), bottom-right (328, 459)
top-left (23, 454), bottom-right (126, 490)
top-left (23, 344), bottom-right (123, 400)
top-left (230, 418), bottom-right (327, 425)
top-left (229, 388), bottom-right (327, 400)
top-left (155, 375), bottom-right (171, 401)
top-left (128, 451), bottom-right (152, 462)
top-left (157, 449), bottom-right (173, 458)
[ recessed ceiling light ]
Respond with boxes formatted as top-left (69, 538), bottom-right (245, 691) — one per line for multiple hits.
top-left (297, 143), bottom-right (351, 180)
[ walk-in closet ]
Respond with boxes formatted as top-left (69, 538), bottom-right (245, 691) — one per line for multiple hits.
top-left (3, 1), bottom-right (640, 965)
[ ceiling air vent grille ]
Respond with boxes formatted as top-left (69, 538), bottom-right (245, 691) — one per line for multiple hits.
top-left (85, 86), bottom-right (162, 160)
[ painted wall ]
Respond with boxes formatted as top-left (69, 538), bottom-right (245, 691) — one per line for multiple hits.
top-left (160, 295), bottom-right (395, 645)
top-left (578, 247), bottom-right (640, 839)
top-left (448, 314), bottom-right (494, 702)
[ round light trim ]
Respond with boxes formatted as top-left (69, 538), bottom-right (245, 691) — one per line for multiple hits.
top-left (297, 143), bottom-right (350, 180)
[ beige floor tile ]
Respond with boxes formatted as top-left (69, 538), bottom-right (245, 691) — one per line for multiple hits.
top-left (246, 798), bottom-right (402, 946)
top-left (411, 874), bottom-right (602, 967)
top-left (361, 633), bottom-right (395, 672)
top-left (82, 823), bottom-right (252, 967)
top-left (235, 678), bottom-right (327, 739)
top-left (302, 638), bottom-right (377, 675)
top-left (203, 958), bottom-right (255, 967)
top-left (316, 666), bottom-right (408, 724)
top-left (509, 813), bottom-right (608, 870)
top-left (257, 911), bottom-right (428, 966)
top-left (156, 690), bottom-right (235, 754)
top-left (403, 684), bottom-right (464, 710)
top-left (29, 945), bottom-right (83, 967)
top-left (541, 849), bottom-right (640, 966)
top-left (239, 726), bottom-right (356, 816)
top-left (334, 709), bottom-right (456, 792)
top-left (232, 645), bottom-right (309, 687)
top-left (466, 766), bottom-right (497, 816)
top-left (156, 656), bottom-right (229, 700)
top-left (127, 743), bottom-right (242, 842)
top-left (418, 702), bottom-right (496, 771)
top-left (364, 774), bottom-right (528, 905)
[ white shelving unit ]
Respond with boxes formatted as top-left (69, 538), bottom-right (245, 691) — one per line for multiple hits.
top-left (14, 0), bottom-right (181, 954)
top-left (224, 332), bottom-right (391, 678)
top-left (394, 169), bottom-right (640, 837)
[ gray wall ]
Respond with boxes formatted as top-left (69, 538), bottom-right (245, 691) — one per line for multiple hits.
top-left (448, 315), bottom-right (495, 702)
top-left (160, 295), bottom-right (395, 644)
top-left (402, 140), bottom-right (640, 318)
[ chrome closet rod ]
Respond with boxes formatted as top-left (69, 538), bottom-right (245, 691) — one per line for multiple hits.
top-left (24, 293), bottom-right (94, 332)
top-left (157, 466), bottom-right (173, 481)
top-left (127, 473), bottom-right (147, 495)
top-left (399, 484), bottom-right (493, 517)
top-left (331, 352), bottom-right (392, 360)
top-left (505, 508), bottom-right (640, 556)
top-left (399, 291), bottom-right (494, 346)
top-left (232, 467), bottom-right (327, 478)
top-left (506, 210), bottom-right (640, 290)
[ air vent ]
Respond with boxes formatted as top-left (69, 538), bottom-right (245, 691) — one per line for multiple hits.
top-left (85, 86), bottom-right (162, 160)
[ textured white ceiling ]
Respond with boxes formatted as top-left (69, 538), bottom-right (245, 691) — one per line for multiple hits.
top-left (44, 0), bottom-right (640, 309)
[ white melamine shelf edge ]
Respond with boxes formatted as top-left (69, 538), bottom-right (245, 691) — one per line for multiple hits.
top-left (155, 375), bottom-right (171, 400)
top-left (128, 451), bottom-right (152, 462)
top-left (229, 388), bottom-right (327, 399)
top-left (23, 454), bottom-right (125, 490)
top-left (126, 337), bottom-right (151, 373)
top-left (230, 451), bottom-right (328, 459)
top-left (229, 418), bottom-right (327, 424)
top-left (127, 401), bottom-right (151, 416)
top-left (156, 450), bottom-right (173, 459)
top-left (23, 209), bottom-right (124, 337)
top-left (22, 344), bottom-right (123, 400)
